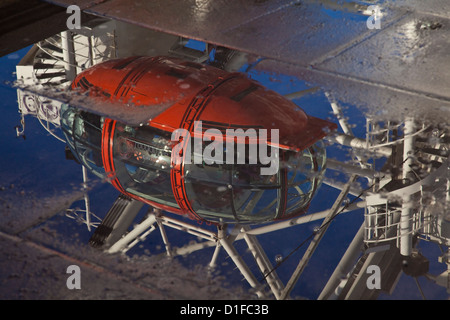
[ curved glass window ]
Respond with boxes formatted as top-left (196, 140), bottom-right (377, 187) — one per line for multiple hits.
top-left (61, 104), bottom-right (105, 179)
top-left (111, 123), bottom-right (179, 209)
top-left (284, 140), bottom-right (326, 217)
top-left (184, 140), bottom-right (327, 224)
top-left (61, 104), bottom-right (327, 224)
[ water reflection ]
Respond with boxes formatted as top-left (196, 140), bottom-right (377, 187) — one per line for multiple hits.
top-left (3, 0), bottom-right (450, 300)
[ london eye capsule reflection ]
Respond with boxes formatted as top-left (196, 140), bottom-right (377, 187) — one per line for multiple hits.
top-left (61, 56), bottom-right (337, 225)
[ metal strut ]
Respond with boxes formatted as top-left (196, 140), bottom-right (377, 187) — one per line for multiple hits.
top-left (279, 174), bottom-right (358, 299)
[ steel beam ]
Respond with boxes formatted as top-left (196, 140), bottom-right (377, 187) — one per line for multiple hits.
top-left (279, 175), bottom-right (358, 299)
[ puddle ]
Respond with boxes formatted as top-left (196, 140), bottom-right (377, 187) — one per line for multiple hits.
top-left (0, 0), bottom-right (448, 300)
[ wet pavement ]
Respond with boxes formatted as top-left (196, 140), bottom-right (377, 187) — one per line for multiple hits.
top-left (43, 0), bottom-right (450, 120)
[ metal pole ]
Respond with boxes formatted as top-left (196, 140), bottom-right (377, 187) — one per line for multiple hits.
top-left (284, 87), bottom-right (320, 100)
top-left (170, 203), bottom-right (364, 257)
top-left (61, 31), bottom-right (77, 81)
top-left (107, 211), bottom-right (158, 254)
top-left (209, 243), bottom-right (222, 269)
top-left (279, 175), bottom-right (357, 300)
top-left (159, 216), bottom-right (217, 241)
top-left (318, 223), bottom-right (365, 300)
top-left (326, 92), bottom-right (353, 136)
top-left (240, 200), bottom-right (364, 238)
top-left (326, 92), bottom-right (377, 187)
top-left (217, 226), bottom-right (266, 298)
top-left (327, 158), bottom-right (383, 179)
top-left (326, 133), bottom-right (392, 157)
top-left (242, 226), bottom-right (285, 299)
top-left (81, 166), bottom-right (91, 232)
top-left (400, 118), bottom-right (415, 257)
top-left (157, 219), bottom-right (172, 257)
top-left (172, 239), bottom-right (217, 256)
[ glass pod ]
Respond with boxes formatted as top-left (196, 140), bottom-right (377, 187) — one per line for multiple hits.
top-left (61, 104), bottom-right (327, 224)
